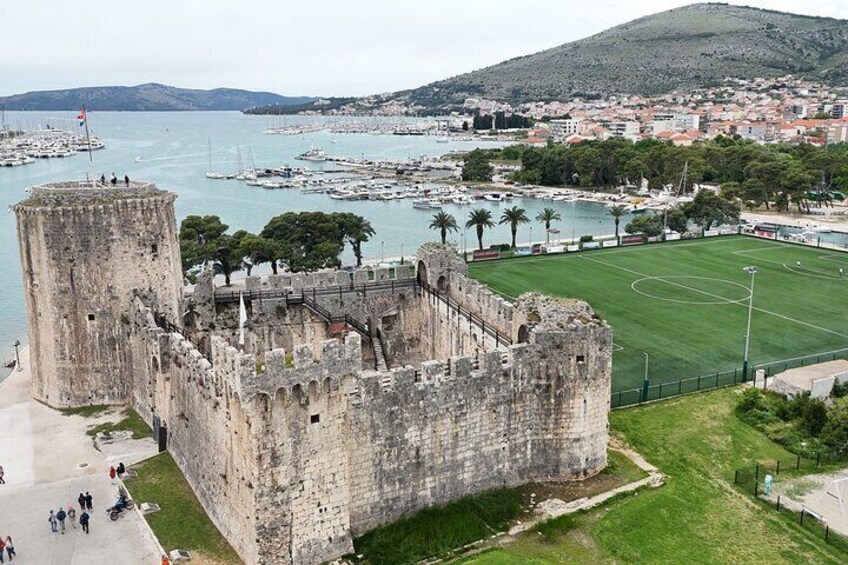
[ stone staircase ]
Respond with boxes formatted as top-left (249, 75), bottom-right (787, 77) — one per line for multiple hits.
top-left (373, 337), bottom-right (389, 372)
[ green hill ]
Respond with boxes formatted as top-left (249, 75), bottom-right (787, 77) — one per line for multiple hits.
top-left (0, 83), bottom-right (315, 111)
top-left (402, 3), bottom-right (848, 105)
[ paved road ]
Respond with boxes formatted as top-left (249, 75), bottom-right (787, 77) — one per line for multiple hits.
top-left (0, 349), bottom-right (162, 564)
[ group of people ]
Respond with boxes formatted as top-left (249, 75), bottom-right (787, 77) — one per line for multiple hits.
top-left (0, 536), bottom-right (14, 562)
top-left (109, 462), bottom-right (127, 481)
top-left (49, 493), bottom-right (93, 536)
top-left (99, 173), bottom-right (130, 187)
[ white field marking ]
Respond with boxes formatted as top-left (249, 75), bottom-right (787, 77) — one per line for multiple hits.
top-left (630, 275), bottom-right (751, 306)
top-left (781, 263), bottom-right (845, 281)
top-left (612, 343), bottom-right (625, 352)
top-left (754, 347), bottom-right (848, 369)
top-left (733, 247), bottom-right (847, 281)
top-left (581, 254), bottom-right (848, 340)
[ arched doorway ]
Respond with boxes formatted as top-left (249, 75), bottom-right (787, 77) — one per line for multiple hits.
top-left (437, 275), bottom-right (448, 293)
top-left (517, 324), bottom-right (530, 344)
top-left (417, 261), bottom-right (428, 286)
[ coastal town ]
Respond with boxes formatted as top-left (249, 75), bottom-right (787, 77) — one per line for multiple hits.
top-left (294, 76), bottom-right (848, 147)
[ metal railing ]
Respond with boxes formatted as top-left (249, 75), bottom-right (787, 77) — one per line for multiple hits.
top-left (300, 292), bottom-right (372, 338)
top-left (153, 313), bottom-right (210, 361)
top-left (213, 278), bottom-right (417, 304)
top-left (418, 280), bottom-right (513, 347)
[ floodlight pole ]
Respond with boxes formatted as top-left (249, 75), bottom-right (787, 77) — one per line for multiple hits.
top-left (742, 266), bottom-right (758, 382)
top-left (641, 352), bottom-right (650, 402)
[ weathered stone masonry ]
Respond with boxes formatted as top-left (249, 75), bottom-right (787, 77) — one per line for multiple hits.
top-left (16, 182), bottom-right (612, 565)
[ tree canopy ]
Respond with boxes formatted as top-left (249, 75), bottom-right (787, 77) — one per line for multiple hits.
top-left (462, 149), bottom-right (494, 182)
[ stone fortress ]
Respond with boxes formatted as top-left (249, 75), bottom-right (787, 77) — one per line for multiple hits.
top-left (15, 180), bottom-right (612, 565)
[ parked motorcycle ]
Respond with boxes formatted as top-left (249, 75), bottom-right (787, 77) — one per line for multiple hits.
top-left (107, 496), bottom-right (135, 521)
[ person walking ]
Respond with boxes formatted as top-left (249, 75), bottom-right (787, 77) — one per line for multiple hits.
top-left (4, 536), bottom-right (14, 561)
top-left (78, 492), bottom-right (86, 512)
top-left (79, 510), bottom-right (90, 534)
top-left (56, 507), bottom-right (66, 534)
top-left (100, 173), bottom-right (106, 186)
top-left (84, 491), bottom-right (93, 511)
top-left (116, 462), bottom-right (126, 478)
top-left (124, 175), bottom-right (130, 186)
top-left (0, 464), bottom-right (5, 484)
top-left (109, 466), bottom-right (116, 481)
top-left (48, 510), bottom-right (57, 533)
top-left (67, 505), bottom-right (77, 529)
top-left (161, 554), bottom-right (171, 565)
top-left (0, 536), bottom-right (5, 563)
top-left (110, 173), bottom-right (118, 186)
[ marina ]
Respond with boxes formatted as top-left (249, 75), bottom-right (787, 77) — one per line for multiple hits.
top-left (0, 126), bottom-right (104, 167)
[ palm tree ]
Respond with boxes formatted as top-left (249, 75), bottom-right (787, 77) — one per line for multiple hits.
top-left (607, 204), bottom-right (628, 241)
top-left (465, 208), bottom-right (495, 251)
top-left (536, 207), bottom-right (562, 244)
top-left (499, 206), bottom-right (530, 248)
top-left (429, 211), bottom-right (458, 244)
top-left (338, 214), bottom-right (375, 267)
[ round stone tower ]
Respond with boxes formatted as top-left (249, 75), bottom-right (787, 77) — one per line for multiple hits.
top-left (15, 181), bottom-right (183, 407)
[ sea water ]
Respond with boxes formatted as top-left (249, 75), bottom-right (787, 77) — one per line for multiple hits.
top-left (0, 111), bottom-right (627, 371)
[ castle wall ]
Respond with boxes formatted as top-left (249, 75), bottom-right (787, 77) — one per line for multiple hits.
top-left (15, 183), bottom-right (183, 406)
top-left (128, 298), bottom-right (259, 564)
top-left (16, 182), bottom-right (612, 565)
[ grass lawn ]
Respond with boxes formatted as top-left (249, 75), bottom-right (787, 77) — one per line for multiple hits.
top-left (469, 236), bottom-right (848, 391)
top-left (459, 388), bottom-right (848, 565)
top-left (127, 452), bottom-right (240, 564)
top-left (58, 404), bottom-right (113, 418)
top-left (86, 407), bottom-right (152, 439)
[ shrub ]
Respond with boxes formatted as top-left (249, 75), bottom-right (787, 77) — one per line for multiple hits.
top-left (580, 235), bottom-right (594, 243)
top-left (801, 399), bottom-right (828, 436)
top-left (737, 388), bottom-right (763, 412)
top-left (832, 381), bottom-right (848, 399)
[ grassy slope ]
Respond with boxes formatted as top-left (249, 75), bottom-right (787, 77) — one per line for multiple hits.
top-left (461, 388), bottom-right (847, 564)
top-left (127, 453), bottom-right (240, 564)
top-left (469, 236), bottom-right (848, 391)
top-left (353, 451), bottom-right (645, 565)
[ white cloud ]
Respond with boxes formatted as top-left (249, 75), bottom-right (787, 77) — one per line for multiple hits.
top-left (0, 0), bottom-right (846, 96)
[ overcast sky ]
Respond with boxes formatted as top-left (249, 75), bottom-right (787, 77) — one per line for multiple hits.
top-left (1, 0), bottom-right (847, 97)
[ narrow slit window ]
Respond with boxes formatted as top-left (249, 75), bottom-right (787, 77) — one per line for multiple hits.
top-left (310, 414), bottom-right (320, 424)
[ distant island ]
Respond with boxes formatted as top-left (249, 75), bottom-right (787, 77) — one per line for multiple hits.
top-left (0, 83), bottom-right (316, 111)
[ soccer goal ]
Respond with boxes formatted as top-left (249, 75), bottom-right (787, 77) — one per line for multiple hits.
top-left (819, 477), bottom-right (848, 516)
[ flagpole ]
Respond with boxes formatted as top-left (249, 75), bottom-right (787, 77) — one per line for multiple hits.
top-left (82, 106), bottom-right (95, 184)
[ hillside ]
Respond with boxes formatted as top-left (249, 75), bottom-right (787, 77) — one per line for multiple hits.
top-left (402, 3), bottom-right (848, 106)
top-left (0, 83), bottom-right (315, 111)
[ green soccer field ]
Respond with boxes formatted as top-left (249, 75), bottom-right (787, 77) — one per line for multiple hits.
top-left (469, 236), bottom-right (848, 392)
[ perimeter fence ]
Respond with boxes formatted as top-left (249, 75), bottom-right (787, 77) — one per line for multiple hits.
top-left (611, 348), bottom-right (848, 409)
top-left (733, 454), bottom-right (848, 553)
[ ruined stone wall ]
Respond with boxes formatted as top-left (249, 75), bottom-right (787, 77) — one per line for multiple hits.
top-left (345, 305), bottom-right (611, 534)
top-left (415, 243), bottom-right (514, 338)
top-left (14, 183), bottom-right (183, 407)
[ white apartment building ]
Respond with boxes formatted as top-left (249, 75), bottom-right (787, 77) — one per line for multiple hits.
top-left (549, 118), bottom-right (581, 141)
top-left (608, 121), bottom-right (640, 139)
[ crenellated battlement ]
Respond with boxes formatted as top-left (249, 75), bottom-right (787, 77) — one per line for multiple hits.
top-left (211, 333), bottom-right (363, 402)
top-left (225, 263), bottom-right (415, 296)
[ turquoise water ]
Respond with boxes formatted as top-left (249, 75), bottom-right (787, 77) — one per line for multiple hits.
top-left (0, 111), bottom-right (626, 368)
